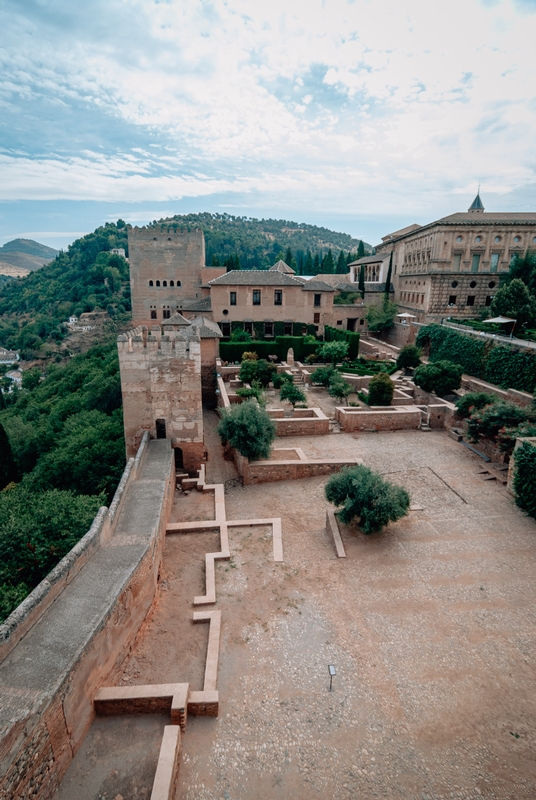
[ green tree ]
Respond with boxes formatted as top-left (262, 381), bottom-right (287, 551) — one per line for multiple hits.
top-left (22, 368), bottom-right (41, 391)
top-left (0, 422), bottom-right (18, 489)
top-left (455, 392), bottom-right (495, 419)
top-left (414, 360), bottom-right (463, 396)
top-left (366, 299), bottom-right (398, 333)
top-left (508, 250), bottom-right (536, 294)
top-left (284, 246), bottom-right (293, 267)
top-left (273, 372), bottom-right (294, 389)
top-left (313, 253), bottom-right (320, 274)
top-left (513, 441), bottom-right (536, 519)
top-left (384, 252), bottom-right (393, 296)
top-left (357, 240), bottom-right (365, 259)
top-left (466, 401), bottom-right (528, 443)
top-left (490, 279), bottom-right (536, 331)
top-left (230, 328), bottom-right (252, 342)
top-left (396, 344), bottom-right (422, 371)
top-left (304, 250), bottom-right (313, 275)
top-left (311, 366), bottom-right (336, 386)
top-left (328, 377), bottom-right (353, 403)
top-left (336, 250), bottom-right (348, 274)
top-left (239, 358), bottom-right (275, 387)
top-left (367, 373), bottom-right (394, 405)
top-left (317, 341), bottom-right (349, 366)
top-left (322, 249), bottom-right (335, 274)
top-left (325, 465), bottom-right (410, 534)
top-left (217, 401), bottom-right (276, 460)
top-left (280, 383), bottom-right (306, 407)
top-left (358, 263), bottom-right (366, 298)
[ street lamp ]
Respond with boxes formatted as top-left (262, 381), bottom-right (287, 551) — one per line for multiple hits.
top-left (328, 664), bottom-right (336, 691)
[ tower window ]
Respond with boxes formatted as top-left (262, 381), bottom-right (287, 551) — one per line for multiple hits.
top-left (170, 280), bottom-right (174, 287)
top-left (156, 280), bottom-right (161, 287)
top-left (163, 309), bottom-right (171, 319)
top-left (149, 280), bottom-right (154, 287)
top-left (177, 280), bottom-right (181, 287)
top-left (151, 310), bottom-right (157, 319)
top-left (163, 280), bottom-right (167, 287)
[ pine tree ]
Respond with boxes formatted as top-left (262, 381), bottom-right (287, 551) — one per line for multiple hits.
top-left (358, 263), bottom-right (366, 298)
top-left (357, 240), bottom-right (365, 259)
top-left (336, 250), bottom-right (348, 274)
top-left (323, 249), bottom-right (335, 274)
top-left (0, 422), bottom-right (18, 490)
top-left (313, 253), bottom-right (320, 274)
top-left (304, 250), bottom-right (313, 275)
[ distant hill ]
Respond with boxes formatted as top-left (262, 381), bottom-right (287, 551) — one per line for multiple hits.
top-left (153, 212), bottom-right (371, 271)
top-left (0, 239), bottom-right (59, 273)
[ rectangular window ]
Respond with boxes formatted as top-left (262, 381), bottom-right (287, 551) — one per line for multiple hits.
top-left (274, 290), bottom-right (282, 305)
top-left (244, 321), bottom-right (253, 334)
top-left (230, 291), bottom-right (237, 305)
top-left (163, 309), bottom-right (171, 319)
top-left (337, 320), bottom-right (343, 326)
top-left (360, 319), bottom-right (365, 325)
top-left (452, 254), bottom-right (462, 270)
top-left (485, 295), bottom-right (493, 307)
top-left (467, 295), bottom-right (475, 306)
top-left (151, 309), bottom-right (157, 319)
top-left (253, 290), bottom-right (261, 305)
top-left (471, 254), bottom-right (481, 273)
top-left (284, 322), bottom-right (292, 335)
top-left (220, 322), bottom-right (231, 337)
top-left (264, 322), bottom-right (273, 337)
top-left (314, 293), bottom-right (321, 307)
top-left (448, 295), bottom-right (457, 305)
top-left (314, 313), bottom-right (320, 324)
top-left (490, 253), bottom-right (499, 273)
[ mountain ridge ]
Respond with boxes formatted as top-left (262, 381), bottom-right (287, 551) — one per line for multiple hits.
top-left (0, 239), bottom-right (59, 274)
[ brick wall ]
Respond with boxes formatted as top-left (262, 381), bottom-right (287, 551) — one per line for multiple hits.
top-left (336, 405), bottom-right (422, 432)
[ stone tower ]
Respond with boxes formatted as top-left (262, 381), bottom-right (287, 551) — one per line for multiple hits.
top-left (117, 313), bottom-right (205, 471)
top-left (128, 226), bottom-right (206, 326)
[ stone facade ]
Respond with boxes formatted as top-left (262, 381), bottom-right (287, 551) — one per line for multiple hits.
top-left (374, 195), bottom-right (536, 322)
top-left (117, 315), bottom-right (205, 470)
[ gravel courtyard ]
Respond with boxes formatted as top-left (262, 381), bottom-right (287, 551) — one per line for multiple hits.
top-left (176, 418), bottom-right (536, 800)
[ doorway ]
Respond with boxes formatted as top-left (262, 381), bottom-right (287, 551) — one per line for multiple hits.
top-left (156, 418), bottom-right (166, 439)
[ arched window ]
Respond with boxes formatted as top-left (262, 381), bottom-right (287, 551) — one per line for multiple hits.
top-left (149, 280), bottom-right (154, 287)
top-left (163, 280), bottom-right (167, 287)
top-left (177, 280), bottom-right (181, 287)
top-left (156, 280), bottom-right (160, 287)
top-left (170, 280), bottom-right (174, 287)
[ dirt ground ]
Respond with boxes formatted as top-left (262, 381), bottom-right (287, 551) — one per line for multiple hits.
top-left (58, 411), bottom-right (536, 800)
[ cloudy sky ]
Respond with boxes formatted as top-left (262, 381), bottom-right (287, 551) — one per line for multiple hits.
top-left (1, 0), bottom-right (535, 249)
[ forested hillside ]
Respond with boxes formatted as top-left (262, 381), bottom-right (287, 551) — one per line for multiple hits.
top-left (0, 342), bottom-right (124, 621)
top-left (153, 212), bottom-right (371, 272)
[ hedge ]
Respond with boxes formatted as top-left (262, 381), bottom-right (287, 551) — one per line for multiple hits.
top-left (220, 335), bottom-right (318, 363)
top-left (416, 324), bottom-right (536, 394)
top-left (324, 325), bottom-right (360, 359)
top-left (513, 441), bottom-right (536, 519)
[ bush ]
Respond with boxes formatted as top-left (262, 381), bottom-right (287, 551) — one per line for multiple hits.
top-left (317, 341), bottom-right (349, 365)
top-left (414, 360), bottom-right (463, 396)
top-left (239, 358), bottom-right (276, 387)
top-left (325, 465), bottom-right (410, 534)
top-left (236, 386), bottom-right (262, 402)
top-left (513, 441), bottom-right (536, 519)
top-left (497, 422), bottom-right (536, 454)
top-left (241, 350), bottom-right (258, 361)
top-left (396, 344), bottom-right (421, 370)
top-left (217, 401), bottom-right (275, 461)
top-left (280, 383), bottom-right (306, 407)
top-left (311, 366), bottom-right (335, 386)
top-left (328, 377), bottom-right (353, 402)
top-left (455, 392), bottom-right (496, 418)
top-left (230, 328), bottom-right (252, 342)
top-left (367, 373), bottom-right (394, 406)
top-left (466, 401), bottom-right (528, 443)
top-left (272, 372), bottom-right (294, 389)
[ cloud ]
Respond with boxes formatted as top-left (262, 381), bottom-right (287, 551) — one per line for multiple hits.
top-left (0, 0), bottom-right (535, 218)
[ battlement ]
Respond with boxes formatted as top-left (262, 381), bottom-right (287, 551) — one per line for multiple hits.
top-left (128, 226), bottom-right (204, 244)
top-left (117, 323), bottom-right (201, 355)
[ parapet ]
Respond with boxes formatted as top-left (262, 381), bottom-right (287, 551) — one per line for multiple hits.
top-left (117, 323), bottom-right (200, 354)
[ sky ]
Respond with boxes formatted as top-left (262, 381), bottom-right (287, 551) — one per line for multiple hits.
top-left (1, 0), bottom-right (536, 250)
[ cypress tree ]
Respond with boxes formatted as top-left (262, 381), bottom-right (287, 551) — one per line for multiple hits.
top-left (284, 246), bottom-right (293, 267)
top-left (358, 263), bottom-right (366, 298)
top-left (336, 250), bottom-right (348, 274)
top-left (384, 252), bottom-right (393, 296)
top-left (323, 249), bottom-right (335, 274)
top-left (304, 250), bottom-right (313, 275)
top-left (0, 422), bottom-right (18, 490)
top-left (313, 253), bottom-right (320, 274)
top-left (357, 240), bottom-right (365, 259)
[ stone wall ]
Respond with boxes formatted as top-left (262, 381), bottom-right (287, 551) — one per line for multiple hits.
top-left (118, 323), bottom-right (204, 471)
top-left (336, 405), bottom-right (423, 432)
top-left (231, 448), bottom-right (360, 485)
top-left (266, 407), bottom-right (330, 436)
top-left (0, 439), bottom-right (175, 800)
top-left (460, 375), bottom-right (533, 408)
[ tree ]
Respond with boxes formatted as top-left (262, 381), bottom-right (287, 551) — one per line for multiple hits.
top-left (414, 360), bottom-right (463, 396)
top-left (284, 246), bottom-right (293, 267)
top-left (0, 422), bottom-right (18, 490)
top-left (239, 358), bottom-right (275, 387)
top-left (358, 263), bottom-right (366, 298)
top-left (490, 279), bottom-right (536, 331)
top-left (317, 341), bottom-right (349, 366)
top-left (336, 250), bottom-right (348, 274)
top-left (384, 252), bottom-right (393, 297)
top-left (230, 328), bottom-right (252, 342)
top-left (508, 250), bottom-right (536, 295)
top-left (273, 372), bottom-right (294, 389)
top-left (367, 373), bottom-right (394, 405)
top-left (322, 249), bottom-right (335, 274)
top-left (311, 366), bottom-right (335, 386)
top-left (366, 299), bottom-right (398, 333)
top-left (304, 250), bottom-right (313, 275)
top-left (280, 383), bottom-right (306, 407)
top-left (22, 368), bottom-right (41, 391)
top-left (328, 377), bottom-right (353, 403)
top-left (357, 240), bottom-right (365, 259)
top-left (455, 392), bottom-right (495, 419)
top-left (466, 401), bottom-right (528, 443)
top-left (513, 441), bottom-right (536, 519)
top-left (217, 401), bottom-right (276, 460)
top-left (396, 344), bottom-right (422, 370)
top-left (325, 465), bottom-right (410, 534)
top-left (313, 253), bottom-right (320, 274)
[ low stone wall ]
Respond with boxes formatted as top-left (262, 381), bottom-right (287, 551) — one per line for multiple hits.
top-left (265, 407), bottom-right (329, 436)
top-left (461, 375), bottom-right (533, 408)
top-left (232, 448), bottom-right (360, 485)
top-left (0, 437), bottom-right (175, 800)
top-left (336, 405), bottom-right (423, 432)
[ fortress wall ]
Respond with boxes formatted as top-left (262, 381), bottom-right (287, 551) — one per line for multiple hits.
top-left (0, 439), bottom-right (174, 800)
top-left (336, 405), bottom-right (423, 432)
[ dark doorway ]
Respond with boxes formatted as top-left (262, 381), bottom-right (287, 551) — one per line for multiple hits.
top-left (346, 319), bottom-right (358, 332)
top-left (174, 447), bottom-right (184, 469)
top-left (156, 418), bottom-right (166, 439)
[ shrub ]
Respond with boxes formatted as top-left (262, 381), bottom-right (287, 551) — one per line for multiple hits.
top-left (325, 465), bottom-right (410, 534)
top-left (280, 383), bottom-right (306, 407)
top-left (241, 351), bottom-right (258, 362)
top-left (396, 344), bottom-right (422, 370)
top-left (497, 422), bottom-right (536, 453)
top-left (367, 373), bottom-right (394, 406)
top-left (513, 441), bottom-right (536, 519)
top-left (466, 401), bottom-right (528, 442)
top-left (272, 372), bottom-right (294, 389)
top-left (311, 366), bottom-right (336, 386)
top-left (239, 359), bottom-right (259, 385)
top-left (328, 377), bottom-right (353, 402)
top-left (217, 401), bottom-right (275, 460)
top-left (455, 392), bottom-right (496, 419)
top-left (317, 341), bottom-right (349, 365)
top-left (414, 360), bottom-right (463, 396)
top-left (230, 328), bottom-right (252, 342)
top-left (236, 386), bottom-right (262, 402)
